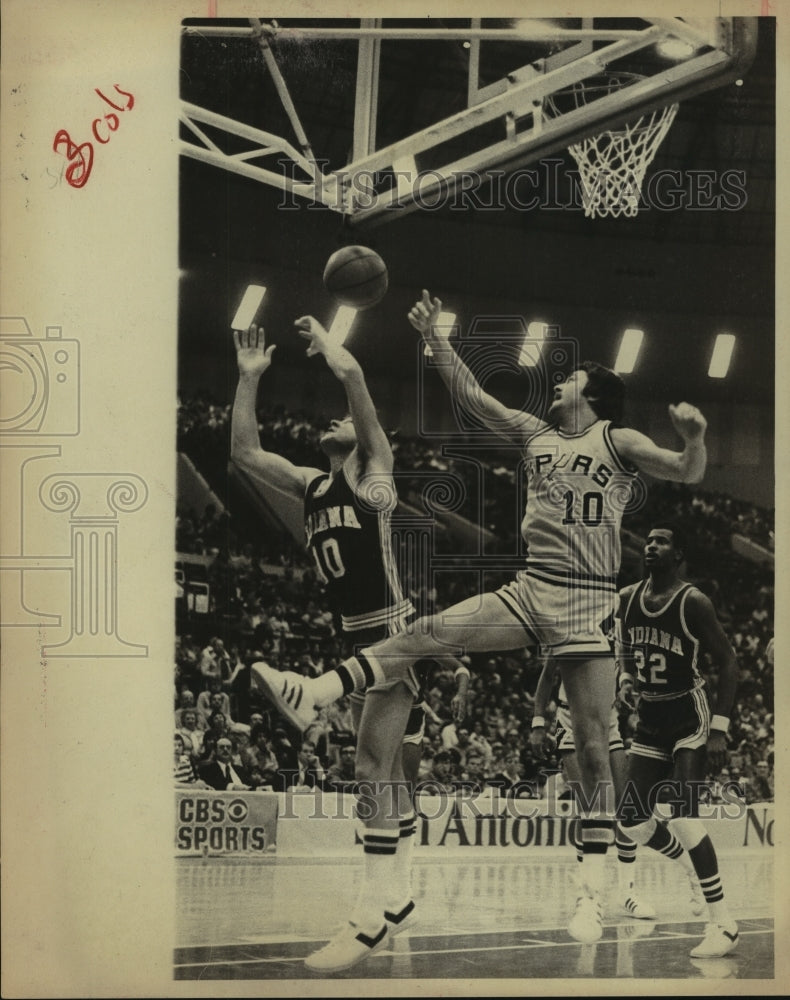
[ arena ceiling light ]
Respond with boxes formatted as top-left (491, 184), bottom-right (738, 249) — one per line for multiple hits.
top-left (614, 328), bottom-right (644, 373)
top-left (708, 333), bottom-right (736, 378)
top-left (328, 305), bottom-right (358, 346)
top-left (231, 284), bottom-right (267, 331)
top-left (518, 322), bottom-right (547, 368)
top-left (655, 37), bottom-right (697, 60)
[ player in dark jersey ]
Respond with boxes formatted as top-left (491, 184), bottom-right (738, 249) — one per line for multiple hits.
top-left (232, 317), bottom-right (425, 971)
top-left (255, 292), bottom-right (710, 944)
top-left (615, 522), bottom-right (739, 959)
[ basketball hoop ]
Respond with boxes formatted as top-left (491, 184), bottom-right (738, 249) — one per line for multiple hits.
top-left (545, 72), bottom-right (679, 219)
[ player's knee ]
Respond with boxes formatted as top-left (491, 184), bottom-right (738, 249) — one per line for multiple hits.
top-left (354, 748), bottom-right (393, 783)
top-left (668, 816), bottom-right (707, 852)
top-left (574, 729), bottom-right (610, 769)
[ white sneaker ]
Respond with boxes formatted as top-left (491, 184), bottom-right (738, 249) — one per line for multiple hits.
top-left (568, 894), bottom-right (603, 943)
top-left (384, 900), bottom-right (418, 936)
top-left (621, 894), bottom-right (656, 920)
top-left (687, 873), bottom-right (706, 916)
top-left (689, 957), bottom-right (738, 978)
top-left (689, 922), bottom-right (739, 958)
top-left (305, 922), bottom-right (389, 972)
top-left (251, 663), bottom-right (316, 732)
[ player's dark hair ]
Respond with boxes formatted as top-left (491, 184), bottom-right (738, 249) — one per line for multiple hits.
top-left (580, 361), bottom-right (626, 423)
top-left (650, 521), bottom-right (687, 559)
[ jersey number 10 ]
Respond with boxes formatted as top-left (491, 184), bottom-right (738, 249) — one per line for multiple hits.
top-left (312, 537), bottom-right (347, 583)
top-left (561, 490), bottom-right (604, 526)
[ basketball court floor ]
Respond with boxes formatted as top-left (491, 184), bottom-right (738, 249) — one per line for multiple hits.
top-left (174, 848), bottom-right (773, 985)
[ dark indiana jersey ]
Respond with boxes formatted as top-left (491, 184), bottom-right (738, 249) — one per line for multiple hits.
top-left (620, 580), bottom-right (704, 700)
top-left (304, 468), bottom-right (414, 634)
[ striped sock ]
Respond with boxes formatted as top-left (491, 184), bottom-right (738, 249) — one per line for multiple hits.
top-left (646, 823), bottom-right (685, 861)
top-left (335, 651), bottom-right (385, 699)
top-left (615, 827), bottom-right (637, 892)
top-left (579, 817), bottom-right (614, 895)
top-left (690, 840), bottom-right (733, 926)
top-left (388, 813), bottom-right (417, 910)
top-left (352, 828), bottom-right (399, 932)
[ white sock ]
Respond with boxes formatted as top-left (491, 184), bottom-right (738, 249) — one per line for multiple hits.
top-left (351, 828), bottom-right (399, 933)
top-left (312, 670), bottom-right (345, 707)
top-left (579, 817), bottom-right (614, 896)
top-left (387, 813), bottom-right (417, 911)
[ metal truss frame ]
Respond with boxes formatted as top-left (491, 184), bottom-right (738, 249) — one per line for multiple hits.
top-left (179, 16), bottom-right (757, 226)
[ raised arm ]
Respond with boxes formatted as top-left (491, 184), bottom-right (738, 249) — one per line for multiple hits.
top-left (230, 325), bottom-right (323, 500)
top-left (611, 403), bottom-right (707, 483)
top-left (684, 588), bottom-right (739, 773)
top-left (296, 316), bottom-right (394, 506)
top-left (450, 660), bottom-right (471, 724)
top-left (409, 290), bottom-right (547, 445)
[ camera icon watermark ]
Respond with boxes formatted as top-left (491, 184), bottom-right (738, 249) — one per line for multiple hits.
top-left (0, 317), bottom-right (80, 435)
top-left (1, 315), bottom-right (147, 657)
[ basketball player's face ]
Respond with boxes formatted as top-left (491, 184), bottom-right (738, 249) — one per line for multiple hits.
top-left (644, 529), bottom-right (679, 570)
top-left (320, 416), bottom-right (357, 450)
top-left (547, 370), bottom-right (588, 419)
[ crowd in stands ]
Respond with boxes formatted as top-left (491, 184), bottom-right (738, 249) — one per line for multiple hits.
top-left (174, 394), bottom-right (774, 803)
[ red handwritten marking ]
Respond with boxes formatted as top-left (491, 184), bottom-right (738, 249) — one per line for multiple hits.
top-left (52, 85), bottom-right (134, 189)
top-left (761, 0), bottom-right (774, 13)
top-left (207, 0), bottom-right (217, 15)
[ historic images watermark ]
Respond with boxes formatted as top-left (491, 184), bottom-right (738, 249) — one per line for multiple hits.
top-left (278, 159), bottom-right (749, 216)
top-left (275, 779), bottom-right (751, 824)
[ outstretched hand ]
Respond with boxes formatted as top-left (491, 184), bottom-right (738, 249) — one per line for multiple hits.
top-left (295, 315), bottom-right (331, 357)
top-left (234, 324), bottom-right (275, 376)
top-left (295, 315), bottom-right (360, 382)
top-left (669, 402), bottom-right (707, 442)
top-left (408, 289), bottom-right (449, 349)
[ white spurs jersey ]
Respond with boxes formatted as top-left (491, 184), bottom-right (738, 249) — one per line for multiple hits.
top-left (522, 420), bottom-right (638, 589)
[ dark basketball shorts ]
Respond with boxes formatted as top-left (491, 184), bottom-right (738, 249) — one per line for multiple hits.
top-left (629, 687), bottom-right (710, 763)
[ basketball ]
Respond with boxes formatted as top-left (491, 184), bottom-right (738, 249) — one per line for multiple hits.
top-left (323, 245), bottom-right (388, 309)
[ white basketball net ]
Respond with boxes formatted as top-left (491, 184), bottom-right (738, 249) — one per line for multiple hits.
top-left (546, 74), bottom-right (679, 219)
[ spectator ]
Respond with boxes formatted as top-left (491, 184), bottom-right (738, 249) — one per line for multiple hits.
top-left (199, 636), bottom-right (232, 688)
top-left (175, 689), bottom-right (206, 730)
top-left (199, 709), bottom-right (230, 764)
top-left (459, 749), bottom-right (488, 793)
top-left (326, 744), bottom-right (357, 792)
top-left (747, 760), bottom-right (774, 803)
top-left (468, 721), bottom-right (494, 772)
top-left (489, 752), bottom-right (535, 798)
top-left (241, 724), bottom-right (280, 790)
top-left (201, 737), bottom-right (252, 791)
top-left (174, 733), bottom-right (209, 788)
top-left (177, 709), bottom-right (205, 759)
top-left (175, 636), bottom-right (201, 696)
top-left (290, 739), bottom-right (327, 791)
top-left (197, 679), bottom-right (234, 727)
top-left (419, 750), bottom-right (458, 795)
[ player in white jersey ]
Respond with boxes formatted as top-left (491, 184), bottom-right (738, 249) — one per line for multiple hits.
top-left (530, 658), bottom-right (656, 920)
top-left (254, 289), bottom-right (708, 953)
